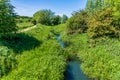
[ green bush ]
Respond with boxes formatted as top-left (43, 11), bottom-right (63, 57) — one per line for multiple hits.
top-left (66, 10), bottom-right (88, 34)
top-left (87, 8), bottom-right (118, 44)
top-left (0, 46), bottom-right (17, 77)
top-left (0, 0), bottom-right (17, 33)
top-left (50, 15), bottom-right (61, 26)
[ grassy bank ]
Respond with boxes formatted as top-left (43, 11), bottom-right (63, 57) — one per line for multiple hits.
top-left (1, 24), bottom-right (120, 80)
top-left (2, 24), bottom-right (68, 80)
top-left (62, 33), bottom-right (120, 80)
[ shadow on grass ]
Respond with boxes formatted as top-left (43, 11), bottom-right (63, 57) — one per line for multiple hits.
top-left (0, 33), bottom-right (42, 54)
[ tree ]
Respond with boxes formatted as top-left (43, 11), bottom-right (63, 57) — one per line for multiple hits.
top-left (66, 10), bottom-right (88, 34)
top-left (61, 14), bottom-right (68, 23)
top-left (85, 0), bottom-right (120, 46)
top-left (104, 0), bottom-right (120, 29)
top-left (33, 9), bottom-right (55, 25)
top-left (87, 8), bottom-right (117, 44)
top-left (50, 15), bottom-right (61, 26)
top-left (0, 0), bottom-right (17, 34)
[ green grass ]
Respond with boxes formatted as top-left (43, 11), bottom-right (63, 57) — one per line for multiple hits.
top-left (62, 33), bottom-right (120, 80)
top-left (17, 22), bottom-right (34, 30)
top-left (1, 24), bottom-right (68, 80)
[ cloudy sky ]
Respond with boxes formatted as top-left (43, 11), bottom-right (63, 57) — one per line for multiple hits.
top-left (11, 0), bottom-right (87, 17)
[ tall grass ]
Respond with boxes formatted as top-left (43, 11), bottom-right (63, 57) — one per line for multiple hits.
top-left (2, 24), bottom-right (68, 80)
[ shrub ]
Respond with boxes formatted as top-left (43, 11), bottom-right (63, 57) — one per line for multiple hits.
top-left (66, 10), bottom-right (88, 34)
top-left (87, 8), bottom-right (118, 44)
top-left (50, 15), bottom-right (61, 26)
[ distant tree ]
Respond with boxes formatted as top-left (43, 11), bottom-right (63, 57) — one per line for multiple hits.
top-left (61, 15), bottom-right (68, 23)
top-left (50, 15), bottom-right (61, 26)
top-left (33, 9), bottom-right (55, 25)
top-left (0, 0), bottom-right (17, 34)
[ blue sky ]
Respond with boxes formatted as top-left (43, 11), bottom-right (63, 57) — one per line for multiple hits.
top-left (11, 0), bottom-right (87, 17)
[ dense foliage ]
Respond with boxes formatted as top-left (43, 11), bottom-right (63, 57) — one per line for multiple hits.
top-left (84, 0), bottom-right (120, 44)
top-left (61, 33), bottom-right (120, 80)
top-left (79, 38), bottom-right (120, 80)
top-left (63, 0), bottom-right (120, 79)
top-left (16, 16), bottom-right (32, 23)
top-left (1, 0), bottom-right (120, 80)
top-left (0, 46), bottom-right (17, 78)
top-left (16, 16), bottom-right (34, 30)
top-left (87, 8), bottom-right (118, 44)
top-left (1, 24), bottom-right (68, 80)
top-left (0, 0), bottom-right (17, 33)
top-left (61, 15), bottom-right (68, 23)
top-left (66, 10), bottom-right (88, 34)
top-left (50, 15), bottom-right (61, 26)
top-left (33, 9), bottom-right (62, 26)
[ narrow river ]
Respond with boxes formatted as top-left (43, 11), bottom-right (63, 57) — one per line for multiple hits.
top-left (64, 61), bottom-right (90, 80)
top-left (56, 34), bottom-right (90, 80)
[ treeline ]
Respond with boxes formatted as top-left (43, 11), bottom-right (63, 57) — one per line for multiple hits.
top-left (16, 10), bottom-right (68, 26)
top-left (66, 0), bottom-right (120, 44)
top-left (16, 15), bottom-right (32, 23)
top-left (33, 9), bottom-right (68, 26)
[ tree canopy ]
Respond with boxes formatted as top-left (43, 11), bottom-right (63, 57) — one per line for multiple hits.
top-left (33, 9), bottom-right (55, 25)
top-left (0, 0), bottom-right (17, 34)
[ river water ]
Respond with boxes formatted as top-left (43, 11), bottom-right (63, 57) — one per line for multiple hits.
top-left (56, 34), bottom-right (65, 48)
top-left (64, 61), bottom-right (90, 80)
top-left (56, 35), bottom-right (90, 80)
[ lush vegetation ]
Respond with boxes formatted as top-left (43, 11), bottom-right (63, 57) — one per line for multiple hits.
top-left (61, 33), bottom-right (120, 80)
top-left (0, 46), bottom-right (17, 77)
top-left (0, 0), bottom-right (120, 80)
top-left (64, 0), bottom-right (120, 79)
top-left (17, 22), bottom-right (34, 30)
top-left (66, 10), bottom-right (88, 34)
top-left (61, 15), bottom-right (68, 24)
top-left (1, 24), bottom-right (67, 80)
top-left (0, 0), bottom-right (17, 34)
top-left (33, 9), bottom-right (68, 26)
top-left (16, 16), bottom-right (34, 30)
